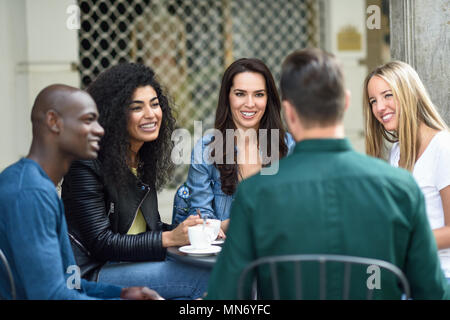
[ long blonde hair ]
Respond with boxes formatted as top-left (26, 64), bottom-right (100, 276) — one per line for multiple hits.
top-left (363, 61), bottom-right (448, 171)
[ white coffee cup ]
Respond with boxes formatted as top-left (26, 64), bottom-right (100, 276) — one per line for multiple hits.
top-left (205, 219), bottom-right (221, 242)
top-left (188, 225), bottom-right (212, 249)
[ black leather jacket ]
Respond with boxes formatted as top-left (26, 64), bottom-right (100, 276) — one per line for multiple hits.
top-left (61, 159), bottom-right (173, 281)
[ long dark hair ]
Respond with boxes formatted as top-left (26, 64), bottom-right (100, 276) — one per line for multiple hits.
top-left (213, 58), bottom-right (288, 195)
top-left (86, 63), bottom-right (175, 191)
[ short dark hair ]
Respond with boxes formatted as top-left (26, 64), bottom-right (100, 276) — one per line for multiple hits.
top-left (280, 48), bottom-right (346, 127)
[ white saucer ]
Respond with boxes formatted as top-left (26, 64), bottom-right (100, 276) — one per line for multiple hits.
top-left (212, 239), bottom-right (225, 245)
top-left (179, 245), bottom-right (222, 256)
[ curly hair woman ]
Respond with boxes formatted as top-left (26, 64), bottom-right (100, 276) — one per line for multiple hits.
top-left (61, 63), bottom-right (209, 299)
top-left (173, 58), bottom-right (296, 233)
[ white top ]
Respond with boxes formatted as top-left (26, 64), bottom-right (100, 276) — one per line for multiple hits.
top-left (389, 130), bottom-right (450, 277)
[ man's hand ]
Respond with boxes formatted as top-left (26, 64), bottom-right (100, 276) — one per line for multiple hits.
top-left (120, 286), bottom-right (164, 300)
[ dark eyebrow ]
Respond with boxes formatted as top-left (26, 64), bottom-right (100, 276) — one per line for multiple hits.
top-left (130, 97), bottom-right (158, 104)
top-left (233, 89), bottom-right (266, 92)
top-left (81, 112), bottom-right (98, 119)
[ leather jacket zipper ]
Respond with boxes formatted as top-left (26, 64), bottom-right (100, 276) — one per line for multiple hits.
top-left (107, 202), bottom-right (114, 217)
top-left (69, 233), bottom-right (91, 257)
top-left (127, 186), bottom-right (150, 231)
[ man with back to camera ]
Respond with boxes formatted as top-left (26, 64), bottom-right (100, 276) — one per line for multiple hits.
top-left (205, 48), bottom-right (449, 299)
top-left (0, 84), bottom-right (162, 299)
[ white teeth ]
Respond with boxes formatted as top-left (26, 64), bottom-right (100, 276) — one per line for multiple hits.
top-left (241, 112), bottom-right (256, 117)
top-left (382, 113), bottom-right (393, 121)
top-left (141, 123), bottom-right (156, 128)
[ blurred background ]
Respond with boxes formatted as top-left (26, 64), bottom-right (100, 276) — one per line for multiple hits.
top-left (2, 0), bottom-right (445, 222)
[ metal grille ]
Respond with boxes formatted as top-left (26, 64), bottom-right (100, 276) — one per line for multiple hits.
top-left (78, 0), bottom-right (320, 186)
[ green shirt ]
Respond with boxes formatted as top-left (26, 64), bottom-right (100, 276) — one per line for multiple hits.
top-left (206, 138), bottom-right (449, 299)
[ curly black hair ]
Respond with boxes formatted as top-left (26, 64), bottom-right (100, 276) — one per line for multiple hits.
top-left (86, 63), bottom-right (175, 191)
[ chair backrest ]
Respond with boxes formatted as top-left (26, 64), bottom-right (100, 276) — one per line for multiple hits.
top-left (238, 254), bottom-right (410, 300)
top-left (0, 248), bottom-right (16, 300)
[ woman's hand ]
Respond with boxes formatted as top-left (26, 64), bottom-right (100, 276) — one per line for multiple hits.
top-left (220, 219), bottom-right (230, 234)
top-left (218, 228), bottom-right (226, 240)
top-left (162, 215), bottom-right (204, 247)
top-left (121, 286), bottom-right (164, 300)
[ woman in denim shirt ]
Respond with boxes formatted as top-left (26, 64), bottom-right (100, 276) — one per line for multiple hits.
top-left (173, 58), bottom-right (295, 232)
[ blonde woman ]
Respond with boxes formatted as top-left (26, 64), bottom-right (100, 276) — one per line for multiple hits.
top-left (363, 60), bottom-right (450, 281)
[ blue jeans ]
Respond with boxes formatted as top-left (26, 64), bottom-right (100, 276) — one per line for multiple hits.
top-left (97, 256), bottom-right (210, 300)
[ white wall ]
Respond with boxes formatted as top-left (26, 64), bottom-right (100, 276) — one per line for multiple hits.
top-left (321, 0), bottom-right (368, 153)
top-left (0, 0), bottom-right (26, 169)
top-left (0, 0), bottom-right (80, 170)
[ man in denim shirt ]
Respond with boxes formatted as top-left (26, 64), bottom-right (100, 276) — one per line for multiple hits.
top-left (206, 49), bottom-right (449, 299)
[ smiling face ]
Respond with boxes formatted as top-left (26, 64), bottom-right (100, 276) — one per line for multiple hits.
top-left (59, 91), bottom-right (104, 160)
top-left (367, 76), bottom-right (398, 132)
top-left (127, 85), bottom-right (163, 152)
top-left (229, 72), bottom-right (267, 131)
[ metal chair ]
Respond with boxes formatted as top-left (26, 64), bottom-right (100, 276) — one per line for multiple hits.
top-left (0, 248), bottom-right (16, 300)
top-left (238, 254), bottom-right (410, 300)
